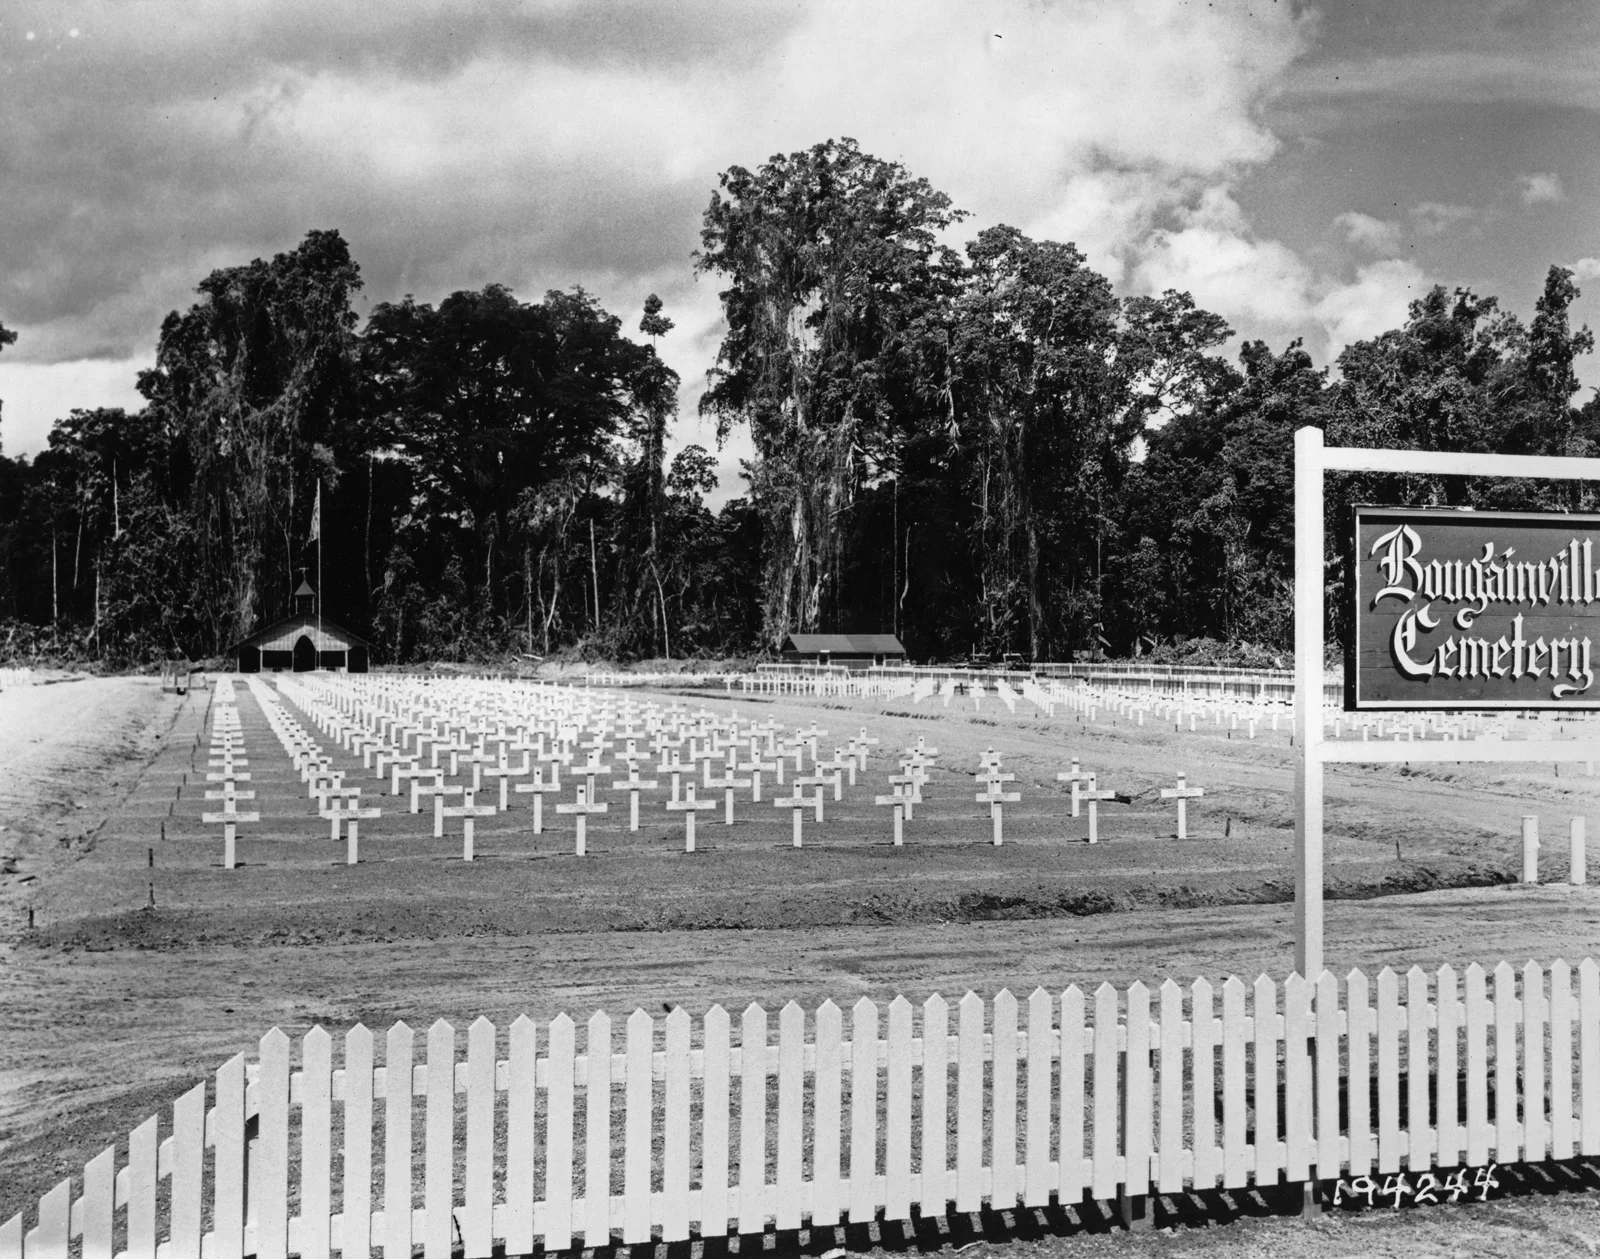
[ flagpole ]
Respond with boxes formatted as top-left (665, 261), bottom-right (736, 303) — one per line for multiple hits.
top-left (316, 480), bottom-right (323, 670)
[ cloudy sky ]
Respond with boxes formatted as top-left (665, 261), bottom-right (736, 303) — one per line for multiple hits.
top-left (3, 0), bottom-right (1598, 496)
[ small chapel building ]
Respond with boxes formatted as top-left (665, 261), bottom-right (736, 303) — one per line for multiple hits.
top-left (231, 580), bottom-right (370, 673)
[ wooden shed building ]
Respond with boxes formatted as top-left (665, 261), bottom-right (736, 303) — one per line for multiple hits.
top-left (232, 605), bottom-right (370, 673)
top-left (779, 633), bottom-right (906, 670)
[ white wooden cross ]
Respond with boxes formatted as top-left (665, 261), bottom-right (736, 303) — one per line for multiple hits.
top-left (319, 785), bottom-right (363, 840)
top-left (441, 788), bottom-right (497, 861)
top-left (610, 766), bottom-right (660, 832)
top-left (1056, 759), bottom-right (1088, 818)
top-left (705, 771), bottom-right (752, 824)
top-left (202, 795), bottom-right (260, 870)
top-left (576, 751), bottom-right (611, 803)
top-left (665, 783), bottom-right (718, 852)
top-left (336, 801), bottom-right (382, 865)
top-left (977, 781), bottom-right (1021, 845)
top-left (774, 787), bottom-right (809, 847)
top-left (875, 785), bottom-right (907, 846)
top-left (658, 747), bottom-right (689, 804)
top-left (415, 773), bottom-right (465, 839)
top-left (1082, 773), bottom-right (1117, 844)
top-left (801, 721), bottom-right (828, 764)
top-left (793, 772), bottom-right (829, 823)
top-left (817, 752), bottom-right (851, 799)
top-left (887, 772), bottom-right (919, 821)
top-left (977, 768), bottom-right (1017, 825)
top-left (391, 758), bottom-right (428, 798)
top-left (1159, 773), bottom-right (1205, 839)
top-left (555, 784), bottom-right (608, 857)
top-left (480, 751), bottom-right (529, 810)
top-left (734, 753), bottom-right (776, 802)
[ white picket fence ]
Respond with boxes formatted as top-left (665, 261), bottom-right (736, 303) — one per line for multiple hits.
top-left (6, 960), bottom-right (1599, 1259)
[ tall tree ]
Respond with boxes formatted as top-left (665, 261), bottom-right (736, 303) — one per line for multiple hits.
top-left (698, 138), bottom-right (967, 645)
top-left (137, 230), bottom-right (364, 651)
top-left (361, 284), bottom-right (655, 648)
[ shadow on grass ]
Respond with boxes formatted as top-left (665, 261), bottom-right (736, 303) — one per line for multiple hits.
top-left (494, 1157), bottom-right (1600, 1259)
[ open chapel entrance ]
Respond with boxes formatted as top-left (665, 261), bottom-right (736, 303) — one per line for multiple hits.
top-left (292, 635), bottom-right (317, 672)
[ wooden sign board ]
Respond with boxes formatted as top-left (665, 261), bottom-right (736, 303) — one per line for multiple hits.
top-left (1351, 506), bottom-right (1600, 709)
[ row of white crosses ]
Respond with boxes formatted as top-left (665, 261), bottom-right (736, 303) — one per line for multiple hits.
top-left (274, 675), bottom-right (888, 858)
top-left (199, 687), bottom-right (258, 868)
top-left (248, 678), bottom-right (380, 864)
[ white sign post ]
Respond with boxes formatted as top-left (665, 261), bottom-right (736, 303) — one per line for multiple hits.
top-left (1295, 426), bottom-right (1600, 977)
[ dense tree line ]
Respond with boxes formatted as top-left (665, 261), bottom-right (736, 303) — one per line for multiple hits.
top-left (1, 139), bottom-right (1595, 667)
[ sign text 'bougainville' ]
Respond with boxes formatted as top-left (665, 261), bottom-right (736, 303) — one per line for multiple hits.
top-left (1352, 507), bottom-right (1600, 709)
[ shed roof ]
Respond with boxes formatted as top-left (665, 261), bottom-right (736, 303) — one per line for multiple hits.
top-left (781, 633), bottom-right (905, 655)
top-left (231, 612), bottom-right (370, 654)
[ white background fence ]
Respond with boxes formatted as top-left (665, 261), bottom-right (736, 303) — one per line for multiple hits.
top-left (6, 960), bottom-right (1598, 1259)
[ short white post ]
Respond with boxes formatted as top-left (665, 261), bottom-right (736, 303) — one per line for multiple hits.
top-left (1523, 815), bottom-right (1539, 884)
top-left (1572, 816), bottom-right (1586, 885)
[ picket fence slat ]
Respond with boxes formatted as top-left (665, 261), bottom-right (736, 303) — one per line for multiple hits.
top-left (815, 999), bottom-right (844, 1224)
top-left (384, 1021), bottom-right (415, 1259)
top-left (1253, 975), bottom-right (1281, 1186)
top-left (343, 1027), bottom-right (374, 1259)
top-left (1123, 982), bottom-right (1153, 1202)
top-left (1221, 978), bottom-right (1247, 1188)
top-left (544, 1015), bottom-right (574, 1253)
top-left (922, 994), bottom-right (950, 1212)
top-left (775, 1002), bottom-right (804, 1230)
top-left (1494, 963), bottom-right (1520, 1162)
top-left (1025, 988), bottom-right (1055, 1205)
top-left (1466, 966), bottom-right (1491, 1165)
top-left (1314, 973), bottom-right (1340, 1179)
top-left (583, 1012), bottom-right (612, 1246)
top-left (741, 1004), bottom-right (770, 1234)
top-left (1377, 968), bottom-right (1401, 1174)
top-left (1552, 961), bottom-right (1575, 1161)
top-left (1406, 968), bottom-right (1432, 1171)
top-left (1091, 984), bottom-right (1119, 1201)
top-left (851, 997), bottom-right (880, 1222)
top-left (80, 1146), bottom-right (115, 1259)
top-left (257, 1030), bottom-right (290, 1259)
top-left (300, 1028), bottom-right (331, 1259)
top-left (886, 997), bottom-right (915, 1218)
top-left (1283, 976), bottom-right (1312, 1183)
top-left (1191, 979), bottom-right (1218, 1188)
top-left (701, 1005), bottom-right (731, 1237)
top-left (991, 990), bottom-right (1018, 1210)
top-left (662, 1009), bottom-right (692, 1242)
top-left (15, 960), bottom-right (1600, 1259)
top-left (1347, 969), bottom-right (1373, 1177)
top-left (466, 1016), bottom-right (497, 1256)
top-left (1436, 967), bottom-right (1462, 1168)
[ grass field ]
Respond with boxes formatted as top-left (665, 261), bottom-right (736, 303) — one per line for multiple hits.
top-left (5, 674), bottom-right (1600, 1254)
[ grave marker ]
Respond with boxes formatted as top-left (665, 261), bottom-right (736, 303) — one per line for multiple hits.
top-left (665, 784), bottom-right (718, 852)
top-left (555, 785), bottom-right (608, 857)
top-left (1159, 773), bottom-right (1205, 839)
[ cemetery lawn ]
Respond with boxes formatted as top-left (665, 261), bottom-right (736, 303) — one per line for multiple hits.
top-left (6, 675), bottom-right (1600, 1253)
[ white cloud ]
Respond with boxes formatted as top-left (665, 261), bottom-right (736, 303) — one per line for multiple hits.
top-left (1517, 172), bottom-right (1565, 205)
top-left (1131, 187), bottom-right (1425, 360)
top-left (1574, 258), bottom-right (1600, 281)
top-left (1313, 260), bottom-right (1426, 357)
top-left (0, 357), bottom-right (150, 458)
top-left (1410, 201), bottom-right (1477, 236)
top-left (1335, 211), bottom-right (1403, 254)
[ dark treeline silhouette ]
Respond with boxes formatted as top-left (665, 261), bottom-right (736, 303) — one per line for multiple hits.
top-left (1, 139), bottom-right (1595, 667)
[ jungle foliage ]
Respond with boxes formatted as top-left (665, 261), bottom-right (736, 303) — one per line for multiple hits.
top-left (1, 142), bottom-right (1595, 666)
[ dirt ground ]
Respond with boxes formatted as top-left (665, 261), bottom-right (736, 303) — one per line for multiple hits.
top-left (5, 675), bottom-right (1600, 1256)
